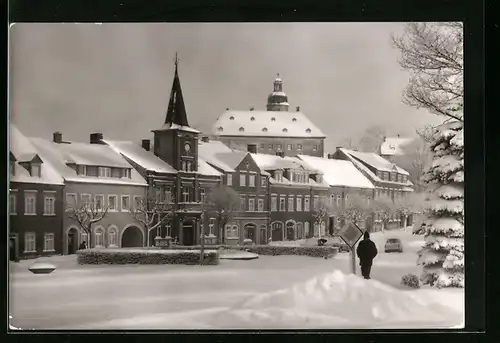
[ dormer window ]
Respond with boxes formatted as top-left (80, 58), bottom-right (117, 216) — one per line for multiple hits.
top-left (98, 167), bottom-right (111, 178)
top-left (306, 128), bottom-right (311, 133)
top-left (282, 128), bottom-right (288, 133)
top-left (77, 165), bottom-right (87, 176)
top-left (271, 117), bottom-right (276, 121)
top-left (262, 127), bottom-right (268, 132)
top-left (229, 116), bottom-right (235, 120)
top-left (239, 127), bottom-right (245, 132)
top-left (30, 163), bottom-right (41, 177)
top-left (250, 117), bottom-right (255, 121)
top-left (124, 169), bottom-right (132, 178)
top-left (317, 175), bottom-right (323, 183)
top-left (292, 118), bottom-right (297, 122)
top-left (217, 126), bottom-right (224, 132)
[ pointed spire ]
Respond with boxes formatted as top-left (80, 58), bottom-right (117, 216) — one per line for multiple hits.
top-left (165, 53), bottom-right (189, 127)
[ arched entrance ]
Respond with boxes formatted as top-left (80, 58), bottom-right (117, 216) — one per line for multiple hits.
top-left (271, 222), bottom-right (283, 242)
top-left (121, 225), bottom-right (144, 247)
top-left (286, 221), bottom-right (296, 240)
top-left (244, 223), bottom-right (257, 243)
top-left (67, 227), bottom-right (79, 254)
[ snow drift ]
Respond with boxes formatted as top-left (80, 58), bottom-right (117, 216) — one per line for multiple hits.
top-left (206, 270), bottom-right (462, 329)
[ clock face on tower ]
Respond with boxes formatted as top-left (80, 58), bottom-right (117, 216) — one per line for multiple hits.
top-left (184, 142), bottom-right (191, 152)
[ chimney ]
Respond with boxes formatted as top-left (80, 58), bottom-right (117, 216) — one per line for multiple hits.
top-left (141, 139), bottom-right (150, 151)
top-left (247, 144), bottom-right (257, 154)
top-left (296, 106), bottom-right (300, 112)
top-left (53, 132), bottom-right (62, 144)
top-left (90, 133), bottom-right (104, 144)
top-left (250, 107), bottom-right (255, 111)
top-left (201, 136), bottom-right (210, 143)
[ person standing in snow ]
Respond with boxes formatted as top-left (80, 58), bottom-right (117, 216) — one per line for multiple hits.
top-left (356, 231), bottom-right (378, 279)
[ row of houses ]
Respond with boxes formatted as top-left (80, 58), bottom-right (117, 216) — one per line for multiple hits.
top-left (9, 59), bottom-right (414, 260)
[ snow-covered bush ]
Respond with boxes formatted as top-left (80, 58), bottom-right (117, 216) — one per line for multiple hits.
top-left (401, 273), bottom-right (421, 289)
top-left (77, 248), bottom-right (220, 265)
top-left (417, 122), bottom-right (464, 288)
top-left (223, 245), bottom-right (338, 258)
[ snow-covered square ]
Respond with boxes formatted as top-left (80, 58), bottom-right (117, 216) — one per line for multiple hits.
top-left (9, 230), bottom-right (463, 330)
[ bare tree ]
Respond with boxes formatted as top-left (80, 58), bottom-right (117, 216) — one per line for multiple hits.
top-left (67, 198), bottom-right (109, 249)
top-left (207, 185), bottom-right (240, 244)
top-left (416, 124), bottom-right (437, 143)
top-left (394, 192), bottom-right (427, 231)
top-left (130, 189), bottom-right (176, 247)
top-left (373, 195), bottom-right (397, 232)
top-left (338, 193), bottom-right (371, 227)
top-left (391, 137), bottom-right (433, 192)
top-left (358, 125), bottom-right (387, 153)
top-left (313, 196), bottom-right (335, 238)
top-left (391, 22), bottom-right (463, 123)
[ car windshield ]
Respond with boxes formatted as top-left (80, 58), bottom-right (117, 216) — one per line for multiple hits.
top-left (387, 239), bottom-right (400, 243)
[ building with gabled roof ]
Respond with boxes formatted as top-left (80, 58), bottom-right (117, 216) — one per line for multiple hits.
top-left (9, 125), bottom-right (65, 260)
top-left (101, 55), bottom-right (224, 246)
top-left (379, 136), bottom-right (415, 160)
top-left (212, 75), bottom-right (326, 158)
top-left (30, 132), bottom-right (149, 254)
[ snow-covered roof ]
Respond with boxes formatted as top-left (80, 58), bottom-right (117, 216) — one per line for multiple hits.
top-left (250, 153), bottom-right (301, 171)
top-left (297, 155), bottom-right (374, 189)
top-left (340, 148), bottom-right (409, 176)
top-left (198, 140), bottom-right (237, 172)
top-left (155, 123), bottom-right (200, 134)
top-left (30, 138), bottom-right (147, 186)
top-left (197, 157), bottom-right (223, 177)
top-left (9, 126), bottom-right (65, 185)
top-left (212, 110), bottom-right (326, 138)
top-left (104, 140), bottom-right (177, 174)
top-left (380, 137), bottom-right (415, 156)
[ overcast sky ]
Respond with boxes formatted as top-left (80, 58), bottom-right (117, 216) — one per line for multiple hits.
top-left (9, 23), bottom-right (441, 152)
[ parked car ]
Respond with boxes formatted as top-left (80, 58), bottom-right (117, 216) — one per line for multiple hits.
top-left (384, 238), bottom-right (403, 253)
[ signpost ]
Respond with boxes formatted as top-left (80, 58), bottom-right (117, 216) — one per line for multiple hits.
top-left (338, 221), bottom-right (364, 275)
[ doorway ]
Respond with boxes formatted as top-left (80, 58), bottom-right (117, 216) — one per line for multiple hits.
top-left (183, 222), bottom-right (195, 246)
top-left (244, 224), bottom-right (256, 243)
top-left (67, 229), bottom-right (78, 254)
top-left (286, 222), bottom-right (295, 240)
top-left (121, 226), bottom-right (144, 247)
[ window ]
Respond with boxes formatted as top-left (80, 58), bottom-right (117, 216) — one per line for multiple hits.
top-left (249, 174), bottom-right (255, 187)
top-left (31, 163), bottom-right (41, 177)
top-left (288, 197), bottom-right (294, 211)
top-left (259, 143), bottom-right (265, 149)
top-left (287, 144), bottom-right (292, 150)
top-left (313, 195), bottom-right (319, 209)
top-left (275, 171), bottom-right (283, 182)
top-left (121, 195), bottom-right (130, 211)
top-left (263, 127), bottom-right (268, 132)
top-left (239, 127), bottom-right (245, 132)
top-left (77, 165), bottom-right (87, 176)
top-left (279, 197), bottom-right (286, 211)
top-left (240, 196), bottom-right (246, 211)
top-left (208, 218), bottom-right (216, 234)
top-left (98, 167), bottom-right (111, 177)
top-left (95, 228), bottom-right (104, 247)
top-left (337, 194), bottom-right (341, 206)
top-left (95, 195), bottom-right (104, 211)
top-left (44, 195), bottom-right (56, 215)
top-left (296, 197), bottom-right (302, 211)
top-left (283, 128), bottom-right (288, 133)
top-left (313, 145), bottom-right (317, 152)
top-left (182, 161), bottom-right (187, 171)
top-left (24, 192), bottom-right (37, 215)
top-left (271, 195), bottom-right (277, 211)
top-left (24, 232), bottom-right (36, 252)
top-left (43, 233), bottom-right (55, 251)
top-left (261, 176), bottom-right (267, 187)
top-left (226, 173), bottom-right (233, 185)
top-left (268, 144), bottom-right (273, 149)
top-left (271, 117), bottom-right (276, 121)
top-left (248, 198), bottom-right (255, 211)
top-left (304, 196), bottom-right (310, 211)
top-left (187, 162), bottom-right (192, 172)
top-left (306, 128), bottom-right (311, 133)
top-left (403, 175), bottom-right (408, 183)
top-left (297, 144), bottom-right (303, 151)
top-left (240, 173), bottom-right (246, 186)
top-left (226, 225), bottom-right (239, 238)
top-left (108, 228), bottom-right (118, 247)
top-left (133, 196), bottom-right (142, 211)
top-left (391, 172), bottom-right (397, 182)
top-left (329, 194), bottom-right (335, 204)
top-left (66, 193), bottom-right (77, 209)
top-left (200, 188), bottom-right (206, 203)
top-left (124, 169), bottom-right (132, 178)
top-left (258, 198), bottom-right (264, 212)
top-left (81, 194), bottom-right (91, 207)
top-left (111, 168), bottom-right (122, 178)
top-left (10, 191), bottom-right (17, 214)
top-left (182, 188), bottom-right (189, 203)
top-left (86, 166), bottom-right (98, 177)
top-left (304, 222), bottom-right (310, 237)
top-left (289, 170), bottom-right (294, 182)
top-left (276, 144), bottom-right (282, 151)
top-left (367, 196), bottom-right (371, 205)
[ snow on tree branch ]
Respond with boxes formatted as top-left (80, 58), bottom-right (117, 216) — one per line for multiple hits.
top-left (66, 199), bottom-right (110, 248)
top-left (130, 189), bottom-right (176, 237)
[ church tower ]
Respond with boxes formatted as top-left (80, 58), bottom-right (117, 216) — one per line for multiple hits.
top-left (266, 74), bottom-right (290, 112)
top-left (152, 53), bottom-right (199, 172)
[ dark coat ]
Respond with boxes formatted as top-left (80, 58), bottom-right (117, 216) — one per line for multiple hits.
top-left (79, 242), bottom-right (86, 250)
top-left (356, 239), bottom-right (378, 266)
